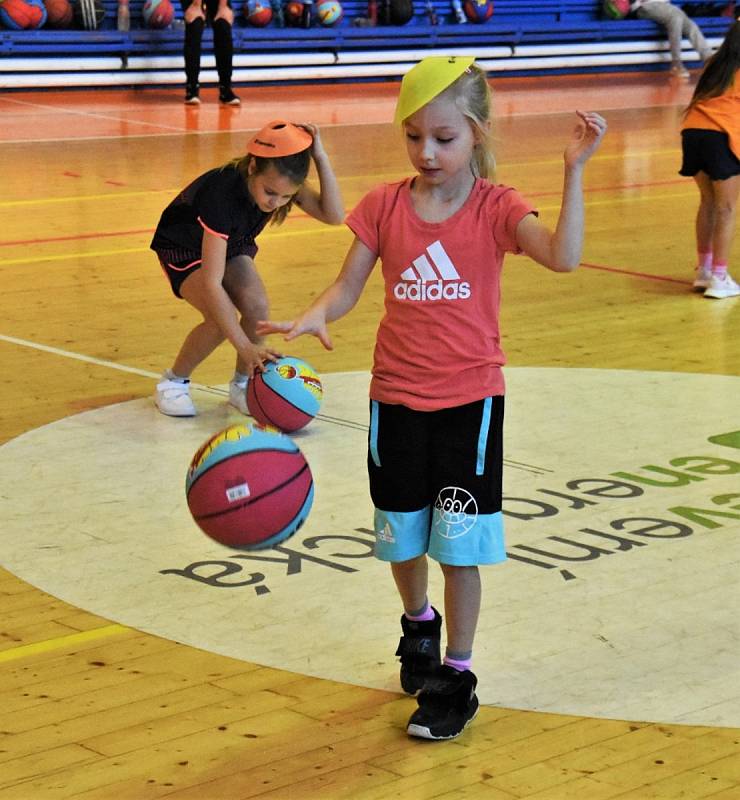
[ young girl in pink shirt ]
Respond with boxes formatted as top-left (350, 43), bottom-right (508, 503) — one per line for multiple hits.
top-left (259, 57), bottom-right (606, 740)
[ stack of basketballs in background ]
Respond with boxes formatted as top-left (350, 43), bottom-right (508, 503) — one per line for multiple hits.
top-left (243, 0), bottom-right (343, 27)
top-left (186, 356), bottom-right (324, 552)
top-left (0, 0), bottom-right (172, 29)
top-left (0, 0), bottom-right (500, 29)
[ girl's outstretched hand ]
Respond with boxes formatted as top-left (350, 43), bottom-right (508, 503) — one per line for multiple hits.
top-left (239, 343), bottom-right (281, 376)
top-left (565, 111), bottom-right (607, 169)
top-left (256, 310), bottom-right (334, 351)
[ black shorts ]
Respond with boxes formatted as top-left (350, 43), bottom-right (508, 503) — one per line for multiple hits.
top-left (155, 243), bottom-right (258, 298)
top-left (367, 397), bottom-right (506, 565)
top-left (679, 129), bottom-right (740, 182)
top-left (368, 397), bottom-right (504, 514)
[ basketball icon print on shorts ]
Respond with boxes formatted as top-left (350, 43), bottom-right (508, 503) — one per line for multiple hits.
top-left (186, 421), bottom-right (314, 550)
top-left (432, 486), bottom-right (478, 539)
top-left (246, 355), bottom-right (323, 432)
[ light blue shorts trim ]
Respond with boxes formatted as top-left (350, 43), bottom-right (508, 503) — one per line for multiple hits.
top-left (374, 508), bottom-right (430, 562)
top-left (373, 507), bottom-right (506, 566)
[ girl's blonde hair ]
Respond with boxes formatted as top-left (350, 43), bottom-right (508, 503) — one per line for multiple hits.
top-left (686, 20), bottom-right (740, 115)
top-left (227, 150), bottom-right (311, 225)
top-left (444, 64), bottom-right (496, 181)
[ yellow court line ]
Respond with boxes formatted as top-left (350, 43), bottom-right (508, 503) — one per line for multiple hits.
top-left (0, 246), bottom-right (151, 266)
top-left (0, 172), bottom-right (390, 210)
top-left (0, 189), bottom-right (177, 209)
top-left (0, 623), bottom-right (131, 664)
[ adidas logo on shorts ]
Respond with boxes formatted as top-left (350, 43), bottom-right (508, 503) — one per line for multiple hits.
top-left (393, 240), bottom-right (471, 302)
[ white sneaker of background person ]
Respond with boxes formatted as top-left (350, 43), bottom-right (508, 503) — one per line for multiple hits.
top-left (155, 372), bottom-right (196, 417)
top-left (693, 264), bottom-right (712, 291)
top-left (704, 272), bottom-right (740, 299)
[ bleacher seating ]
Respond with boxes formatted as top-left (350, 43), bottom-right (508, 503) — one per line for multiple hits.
top-left (0, 0), bottom-right (734, 89)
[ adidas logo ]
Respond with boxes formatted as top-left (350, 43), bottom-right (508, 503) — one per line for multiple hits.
top-left (377, 522), bottom-right (395, 543)
top-left (394, 240), bottom-right (471, 301)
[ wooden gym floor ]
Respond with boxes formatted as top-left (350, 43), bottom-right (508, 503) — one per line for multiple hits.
top-left (1, 71), bottom-right (739, 799)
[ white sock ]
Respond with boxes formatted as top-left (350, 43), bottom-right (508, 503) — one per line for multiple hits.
top-left (165, 369), bottom-right (189, 384)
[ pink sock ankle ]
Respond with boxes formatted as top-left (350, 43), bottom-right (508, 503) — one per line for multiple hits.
top-left (444, 656), bottom-right (472, 672)
top-left (404, 604), bottom-right (435, 622)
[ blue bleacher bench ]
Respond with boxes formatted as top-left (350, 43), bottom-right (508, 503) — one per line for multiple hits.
top-left (0, 0), bottom-right (734, 89)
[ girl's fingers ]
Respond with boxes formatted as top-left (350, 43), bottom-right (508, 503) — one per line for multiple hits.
top-left (256, 320), bottom-right (294, 335)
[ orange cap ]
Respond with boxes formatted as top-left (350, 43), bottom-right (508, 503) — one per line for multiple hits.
top-left (246, 120), bottom-right (313, 158)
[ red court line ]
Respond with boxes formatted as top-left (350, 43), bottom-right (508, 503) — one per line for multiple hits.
top-left (0, 213), bottom-right (318, 249)
top-left (0, 229), bottom-right (154, 247)
top-left (527, 178), bottom-right (687, 199)
top-left (580, 261), bottom-right (692, 285)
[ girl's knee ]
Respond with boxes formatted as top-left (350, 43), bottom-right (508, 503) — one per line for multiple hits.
top-left (233, 292), bottom-right (268, 322)
top-left (200, 317), bottom-right (224, 339)
top-left (716, 202), bottom-right (737, 221)
top-left (439, 563), bottom-right (479, 578)
top-left (184, 3), bottom-right (205, 22)
top-left (214, 5), bottom-right (234, 23)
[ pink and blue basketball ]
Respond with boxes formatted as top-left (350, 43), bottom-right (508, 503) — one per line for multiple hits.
top-left (603, 0), bottom-right (629, 18)
top-left (243, 0), bottom-right (272, 25)
top-left (142, 0), bottom-right (173, 27)
top-left (463, 0), bottom-right (492, 23)
top-left (186, 422), bottom-right (314, 550)
top-left (0, 0), bottom-right (37, 28)
top-left (316, 0), bottom-right (342, 25)
top-left (247, 356), bottom-right (323, 433)
top-left (25, 0), bottom-right (46, 26)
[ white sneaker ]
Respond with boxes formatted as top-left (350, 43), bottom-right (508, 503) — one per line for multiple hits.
top-left (692, 265), bottom-right (713, 291)
top-left (704, 273), bottom-right (740, 299)
top-left (228, 380), bottom-right (249, 415)
top-left (155, 378), bottom-right (196, 417)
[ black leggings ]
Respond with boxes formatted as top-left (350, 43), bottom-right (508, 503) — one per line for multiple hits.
top-left (182, 0), bottom-right (234, 89)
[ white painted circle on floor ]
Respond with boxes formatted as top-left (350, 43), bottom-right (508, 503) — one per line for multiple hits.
top-left (2, 368), bottom-right (739, 726)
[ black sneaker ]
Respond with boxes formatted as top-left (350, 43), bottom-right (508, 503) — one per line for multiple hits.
top-left (219, 87), bottom-right (241, 106)
top-left (395, 608), bottom-right (441, 695)
top-left (406, 665), bottom-right (479, 740)
top-left (184, 85), bottom-right (200, 105)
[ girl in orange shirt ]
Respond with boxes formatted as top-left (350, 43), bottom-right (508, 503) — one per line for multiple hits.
top-left (680, 20), bottom-right (740, 299)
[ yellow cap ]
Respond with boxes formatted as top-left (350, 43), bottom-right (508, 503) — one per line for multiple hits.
top-left (394, 56), bottom-right (476, 125)
top-left (246, 120), bottom-right (313, 158)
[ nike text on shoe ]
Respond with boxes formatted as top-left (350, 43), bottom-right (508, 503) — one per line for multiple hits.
top-left (406, 665), bottom-right (479, 740)
top-left (396, 608), bottom-right (442, 695)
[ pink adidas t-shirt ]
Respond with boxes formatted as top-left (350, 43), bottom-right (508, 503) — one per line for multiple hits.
top-left (346, 177), bottom-right (535, 411)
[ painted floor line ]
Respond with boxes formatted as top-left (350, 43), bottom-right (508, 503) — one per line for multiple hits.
top-left (581, 261), bottom-right (692, 285)
top-left (0, 333), bottom-right (551, 472)
top-left (0, 333), bottom-right (367, 428)
top-left (0, 624), bottom-right (131, 663)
